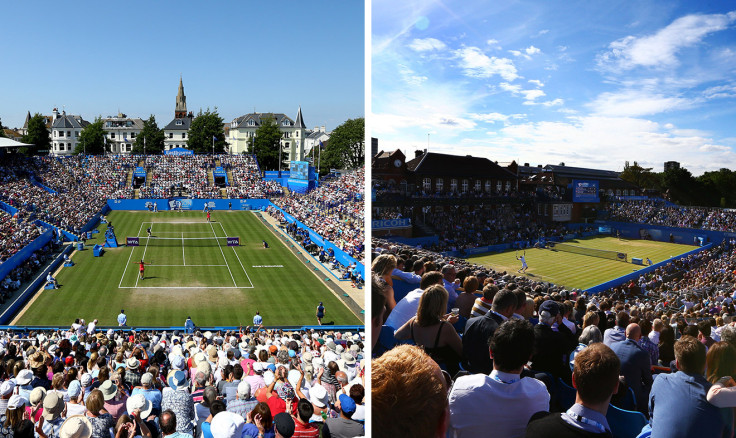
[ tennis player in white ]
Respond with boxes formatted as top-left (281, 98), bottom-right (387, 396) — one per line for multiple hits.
top-left (516, 252), bottom-right (528, 273)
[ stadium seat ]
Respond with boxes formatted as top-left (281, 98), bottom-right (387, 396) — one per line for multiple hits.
top-left (374, 324), bottom-right (414, 358)
top-left (391, 278), bottom-right (415, 303)
top-left (556, 377), bottom-right (577, 412)
top-left (651, 365), bottom-right (671, 374)
top-left (606, 404), bottom-right (648, 438)
top-left (44, 283), bottom-right (56, 290)
top-left (611, 387), bottom-right (637, 412)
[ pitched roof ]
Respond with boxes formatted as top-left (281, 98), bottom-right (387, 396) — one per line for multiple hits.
top-left (543, 164), bottom-right (621, 180)
top-left (405, 152), bottom-right (516, 179)
top-left (230, 113), bottom-right (294, 129)
top-left (164, 117), bottom-right (192, 130)
top-left (52, 113), bottom-right (89, 129)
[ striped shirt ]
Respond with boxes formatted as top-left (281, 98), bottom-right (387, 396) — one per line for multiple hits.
top-left (471, 297), bottom-right (493, 318)
top-left (293, 419), bottom-right (320, 438)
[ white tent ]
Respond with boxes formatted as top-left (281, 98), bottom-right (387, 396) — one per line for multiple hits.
top-left (0, 137), bottom-right (33, 148)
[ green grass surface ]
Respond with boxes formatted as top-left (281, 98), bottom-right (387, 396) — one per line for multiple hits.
top-left (16, 211), bottom-right (361, 327)
top-left (466, 236), bottom-right (697, 290)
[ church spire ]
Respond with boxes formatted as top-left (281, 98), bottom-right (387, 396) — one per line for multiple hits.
top-left (294, 106), bottom-right (306, 129)
top-left (175, 76), bottom-right (187, 118)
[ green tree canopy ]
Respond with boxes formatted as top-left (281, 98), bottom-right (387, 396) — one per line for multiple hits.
top-left (248, 115), bottom-right (282, 170)
top-left (0, 117), bottom-right (6, 137)
top-left (187, 108), bottom-right (226, 154)
top-left (74, 118), bottom-right (107, 155)
top-left (620, 161), bottom-right (659, 190)
top-left (132, 115), bottom-right (165, 155)
top-left (320, 117), bottom-right (364, 171)
top-left (20, 113), bottom-right (51, 155)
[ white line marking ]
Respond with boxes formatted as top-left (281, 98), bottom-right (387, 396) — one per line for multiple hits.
top-left (119, 286), bottom-right (255, 289)
top-left (135, 225), bottom-right (152, 287)
top-left (182, 232), bottom-right (185, 266)
top-left (210, 221), bottom-right (237, 287)
top-left (144, 264), bottom-right (227, 267)
top-left (119, 222), bottom-right (144, 288)
top-left (218, 221), bottom-right (254, 287)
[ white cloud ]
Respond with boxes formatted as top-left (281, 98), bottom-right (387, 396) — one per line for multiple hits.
top-left (525, 45), bottom-right (541, 55)
top-left (455, 47), bottom-right (518, 81)
top-left (408, 38), bottom-right (447, 52)
top-left (486, 39), bottom-right (501, 49)
top-left (704, 84), bottom-right (736, 99)
top-left (535, 29), bottom-right (549, 37)
top-left (588, 90), bottom-right (694, 117)
top-left (522, 89), bottom-right (546, 101)
top-left (524, 98), bottom-right (564, 107)
top-left (470, 112), bottom-right (511, 123)
top-left (499, 82), bottom-right (522, 93)
top-left (597, 11), bottom-right (736, 71)
top-left (528, 79), bottom-right (544, 87)
top-left (509, 50), bottom-right (522, 57)
top-left (398, 64), bottom-right (428, 86)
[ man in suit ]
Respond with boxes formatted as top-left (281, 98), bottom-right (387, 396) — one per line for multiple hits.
top-left (610, 323), bottom-right (653, 416)
top-left (531, 300), bottom-right (577, 384)
top-left (603, 311), bottom-right (629, 347)
top-left (462, 289), bottom-right (516, 374)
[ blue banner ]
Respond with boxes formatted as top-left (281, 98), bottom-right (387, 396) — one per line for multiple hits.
top-left (572, 180), bottom-right (600, 203)
top-left (0, 229), bottom-right (54, 282)
top-left (133, 167), bottom-right (146, 177)
top-left (164, 147), bottom-right (194, 156)
top-left (213, 167), bottom-right (226, 177)
top-left (107, 199), bottom-right (272, 211)
top-left (0, 201), bottom-right (18, 216)
top-left (372, 218), bottom-right (411, 229)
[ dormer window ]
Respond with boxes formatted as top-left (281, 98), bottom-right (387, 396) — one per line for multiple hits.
top-left (282, 120), bottom-right (291, 126)
top-left (176, 120), bottom-right (183, 126)
top-left (248, 120), bottom-right (255, 126)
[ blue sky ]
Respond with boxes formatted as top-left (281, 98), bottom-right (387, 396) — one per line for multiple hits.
top-left (1, 1), bottom-right (363, 133)
top-left (372, 0), bottom-right (736, 175)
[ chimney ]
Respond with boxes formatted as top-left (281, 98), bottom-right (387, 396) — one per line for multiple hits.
top-left (415, 150), bottom-right (424, 159)
top-left (559, 162), bottom-right (565, 166)
top-left (524, 163), bottom-right (529, 167)
top-left (537, 164), bottom-right (542, 168)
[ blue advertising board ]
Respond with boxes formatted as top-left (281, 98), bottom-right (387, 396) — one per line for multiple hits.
top-left (134, 167), bottom-right (146, 177)
top-left (372, 218), bottom-right (412, 229)
top-left (572, 180), bottom-right (600, 203)
top-left (164, 147), bottom-right (194, 156)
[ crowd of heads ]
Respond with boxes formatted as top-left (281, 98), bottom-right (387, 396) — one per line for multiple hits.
top-left (0, 240), bottom-right (58, 303)
top-left (0, 325), bottom-right (365, 438)
top-left (271, 169), bottom-right (365, 262)
top-left (609, 199), bottom-right (736, 231)
top-left (140, 155), bottom-right (220, 199)
top-left (371, 235), bottom-right (736, 437)
top-left (220, 155), bottom-right (284, 199)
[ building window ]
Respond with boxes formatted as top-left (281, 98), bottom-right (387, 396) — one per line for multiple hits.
top-left (67, 131), bottom-right (71, 137)
top-left (59, 144), bottom-right (65, 151)
top-left (248, 120), bottom-right (255, 126)
top-left (182, 133), bottom-right (186, 139)
top-left (131, 132), bottom-right (136, 138)
top-left (436, 178), bottom-right (443, 191)
top-left (423, 178), bottom-right (431, 191)
top-left (176, 120), bottom-right (183, 126)
top-left (59, 131), bottom-right (64, 137)
top-left (497, 181), bottom-right (502, 192)
top-left (450, 179), bottom-right (458, 192)
top-left (461, 179), bottom-right (469, 193)
top-left (474, 180), bottom-right (481, 192)
top-left (169, 133), bottom-right (173, 139)
top-left (485, 181), bottom-right (491, 192)
top-left (505, 181), bottom-right (511, 191)
top-left (75, 131), bottom-right (79, 137)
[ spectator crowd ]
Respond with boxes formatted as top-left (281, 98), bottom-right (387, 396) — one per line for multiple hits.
top-left (0, 325), bottom-right (365, 438)
top-left (372, 237), bottom-right (736, 438)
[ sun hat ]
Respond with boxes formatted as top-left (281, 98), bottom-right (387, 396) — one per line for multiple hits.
top-left (99, 380), bottom-right (117, 401)
top-left (59, 415), bottom-right (93, 438)
top-left (342, 352), bottom-right (356, 365)
top-left (67, 380), bottom-right (82, 398)
top-left (29, 387), bottom-right (46, 406)
top-left (126, 393), bottom-right (153, 419)
top-left (170, 355), bottom-right (186, 370)
top-left (210, 411), bottom-right (245, 438)
top-left (16, 369), bottom-right (33, 385)
top-left (29, 351), bottom-right (45, 368)
top-left (309, 384), bottom-right (328, 408)
top-left (80, 373), bottom-right (93, 387)
top-left (7, 394), bottom-right (28, 410)
top-left (141, 373), bottom-right (153, 386)
top-left (167, 370), bottom-right (188, 391)
top-left (42, 392), bottom-right (64, 420)
top-left (126, 357), bottom-right (140, 370)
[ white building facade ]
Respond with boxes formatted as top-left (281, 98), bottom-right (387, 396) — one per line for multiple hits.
top-left (50, 109), bottom-right (89, 155)
top-left (103, 113), bottom-right (144, 154)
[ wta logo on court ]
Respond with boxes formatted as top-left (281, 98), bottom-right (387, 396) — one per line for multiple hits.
top-left (127, 237), bottom-right (140, 246)
top-left (227, 237), bottom-right (240, 247)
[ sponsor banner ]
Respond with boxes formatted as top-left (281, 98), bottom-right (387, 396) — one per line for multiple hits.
top-left (127, 237), bottom-right (139, 246)
top-left (227, 237), bottom-right (239, 247)
top-left (251, 265), bottom-right (284, 268)
top-left (372, 218), bottom-right (412, 229)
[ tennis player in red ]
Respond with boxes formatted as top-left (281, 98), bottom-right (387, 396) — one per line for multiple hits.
top-left (139, 259), bottom-right (146, 280)
top-left (206, 211), bottom-right (211, 222)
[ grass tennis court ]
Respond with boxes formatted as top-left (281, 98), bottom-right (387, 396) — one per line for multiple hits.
top-left (466, 236), bottom-right (697, 290)
top-left (15, 210), bottom-right (361, 327)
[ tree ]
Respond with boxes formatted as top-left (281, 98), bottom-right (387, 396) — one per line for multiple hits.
top-left (74, 118), bottom-right (107, 155)
top-left (0, 117), bottom-right (6, 137)
top-left (20, 113), bottom-right (51, 155)
top-left (320, 117), bottom-right (364, 171)
top-left (248, 115), bottom-right (282, 170)
top-left (187, 108), bottom-right (226, 154)
top-left (661, 166), bottom-right (700, 206)
top-left (620, 161), bottom-right (657, 190)
top-left (131, 115), bottom-right (165, 155)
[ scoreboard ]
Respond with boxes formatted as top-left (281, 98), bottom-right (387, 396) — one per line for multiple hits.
top-left (290, 161), bottom-right (310, 180)
top-left (572, 180), bottom-right (599, 203)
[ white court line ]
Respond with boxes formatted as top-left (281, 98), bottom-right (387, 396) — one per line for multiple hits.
top-left (218, 221), bottom-right (254, 288)
top-left (135, 225), bottom-right (152, 287)
top-left (144, 264), bottom-right (227, 267)
top-left (182, 232), bottom-right (185, 266)
top-left (119, 222), bottom-right (144, 288)
top-left (119, 286), bottom-right (254, 289)
top-left (209, 221), bottom-right (237, 287)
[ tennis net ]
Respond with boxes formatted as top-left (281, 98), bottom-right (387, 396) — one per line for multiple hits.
top-left (126, 236), bottom-right (239, 247)
top-left (548, 242), bottom-right (627, 262)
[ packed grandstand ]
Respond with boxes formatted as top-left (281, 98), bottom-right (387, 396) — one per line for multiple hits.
top-left (0, 326), bottom-right (365, 437)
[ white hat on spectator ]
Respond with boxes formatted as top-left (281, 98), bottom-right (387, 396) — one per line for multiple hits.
top-left (309, 384), bottom-right (328, 408)
top-left (264, 371), bottom-right (275, 386)
top-left (59, 415), bottom-right (93, 438)
top-left (170, 355), bottom-right (186, 370)
top-left (126, 394), bottom-right (153, 419)
top-left (336, 344), bottom-right (345, 354)
top-left (210, 412), bottom-right (244, 438)
top-left (16, 369), bottom-right (33, 385)
top-left (30, 387), bottom-right (46, 406)
top-left (7, 394), bottom-right (28, 410)
top-left (342, 352), bottom-right (356, 365)
top-left (80, 374), bottom-right (93, 387)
